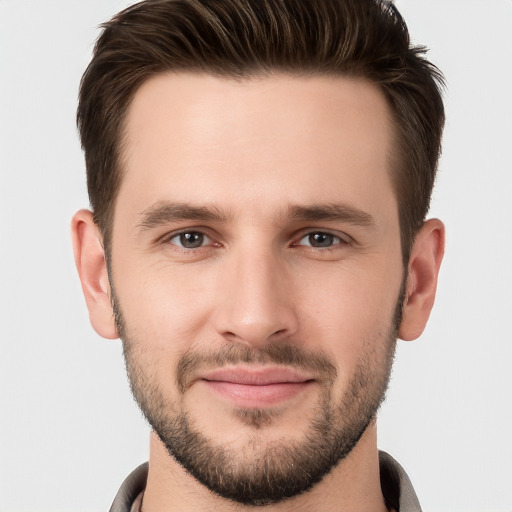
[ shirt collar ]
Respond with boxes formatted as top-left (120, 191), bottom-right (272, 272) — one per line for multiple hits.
top-left (109, 451), bottom-right (422, 512)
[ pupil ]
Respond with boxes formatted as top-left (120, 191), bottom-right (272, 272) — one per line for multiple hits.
top-left (180, 232), bottom-right (203, 248)
top-left (310, 233), bottom-right (333, 247)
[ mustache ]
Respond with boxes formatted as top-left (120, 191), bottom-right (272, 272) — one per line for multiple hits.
top-left (176, 342), bottom-right (338, 393)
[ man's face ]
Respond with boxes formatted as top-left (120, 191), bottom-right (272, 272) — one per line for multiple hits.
top-left (110, 73), bottom-right (404, 504)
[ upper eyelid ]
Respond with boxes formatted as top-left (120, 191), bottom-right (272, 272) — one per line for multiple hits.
top-left (298, 232), bottom-right (342, 242)
top-left (164, 230), bottom-right (216, 251)
top-left (158, 227), bottom-right (352, 246)
top-left (293, 228), bottom-right (352, 244)
top-left (167, 228), bottom-right (209, 237)
top-left (161, 227), bottom-right (215, 242)
top-left (169, 231), bottom-right (211, 241)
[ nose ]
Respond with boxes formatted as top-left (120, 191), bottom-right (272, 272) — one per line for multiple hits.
top-left (212, 247), bottom-right (299, 349)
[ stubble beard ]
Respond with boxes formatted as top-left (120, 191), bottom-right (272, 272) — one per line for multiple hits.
top-left (113, 292), bottom-right (401, 506)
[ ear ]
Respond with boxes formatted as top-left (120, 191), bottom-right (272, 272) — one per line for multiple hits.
top-left (398, 218), bottom-right (445, 341)
top-left (71, 209), bottom-right (118, 339)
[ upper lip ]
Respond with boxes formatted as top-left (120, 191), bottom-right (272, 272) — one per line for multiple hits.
top-left (200, 366), bottom-right (314, 385)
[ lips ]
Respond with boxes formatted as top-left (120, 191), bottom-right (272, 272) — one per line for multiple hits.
top-left (199, 366), bottom-right (315, 407)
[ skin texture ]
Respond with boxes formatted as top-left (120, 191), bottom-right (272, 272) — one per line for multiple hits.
top-left (72, 73), bottom-right (444, 512)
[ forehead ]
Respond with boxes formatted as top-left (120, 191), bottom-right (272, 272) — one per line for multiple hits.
top-left (118, 72), bottom-right (396, 224)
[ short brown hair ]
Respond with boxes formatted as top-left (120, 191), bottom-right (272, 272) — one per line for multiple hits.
top-left (77, 0), bottom-right (444, 263)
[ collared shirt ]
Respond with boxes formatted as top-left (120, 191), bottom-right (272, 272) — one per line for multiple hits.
top-left (109, 451), bottom-right (422, 512)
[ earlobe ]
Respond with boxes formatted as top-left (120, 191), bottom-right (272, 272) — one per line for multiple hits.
top-left (398, 218), bottom-right (445, 341)
top-left (71, 209), bottom-right (118, 340)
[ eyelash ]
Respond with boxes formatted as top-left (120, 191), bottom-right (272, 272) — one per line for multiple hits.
top-left (165, 230), bottom-right (216, 250)
top-left (163, 229), bottom-right (350, 251)
top-left (293, 231), bottom-right (348, 249)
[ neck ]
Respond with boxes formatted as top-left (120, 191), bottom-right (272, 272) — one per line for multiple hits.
top-left (141, 424), bottom-right (388, 512)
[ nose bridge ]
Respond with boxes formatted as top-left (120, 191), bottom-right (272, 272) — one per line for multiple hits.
top-left (214, 243), bottom-right (297, 347)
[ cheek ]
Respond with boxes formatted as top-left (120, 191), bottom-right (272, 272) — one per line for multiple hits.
top-left (114, 264), bottom-right (218, 402)
top-left (112, 235), bottom-right (403, 376)
top-left (112, 256), bottom-right (216, 353)
top-left (296, 260), bottom-right (402, 370)
top-left (122, 280), bottom-right (213, 346)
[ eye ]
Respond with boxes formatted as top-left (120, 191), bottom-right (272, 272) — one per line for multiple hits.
top-left (296, 232), bottom-right (345, 248)
top-left (168, 231), bottom-right (212, 249)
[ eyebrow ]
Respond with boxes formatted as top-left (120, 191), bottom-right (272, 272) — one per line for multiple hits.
top-left (137, 202), bottom-right (229, 230)
top-left (136, 201), bottom-right (376, 231)
top-left (286, 203), bottom-right (376, 228)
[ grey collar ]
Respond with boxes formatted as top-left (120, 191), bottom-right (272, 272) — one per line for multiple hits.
top-left (110, 451), bottom-right (422, 512)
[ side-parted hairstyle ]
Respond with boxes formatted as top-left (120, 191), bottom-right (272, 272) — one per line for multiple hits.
top-left (77, 0), bottom-right (445, 264)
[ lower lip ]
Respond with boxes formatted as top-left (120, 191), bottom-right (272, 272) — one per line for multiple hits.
top-left (202, 380), bottom-right (313, 408)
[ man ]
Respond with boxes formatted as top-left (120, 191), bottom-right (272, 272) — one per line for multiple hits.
top-left (71, 0), bottom-right (445, 510)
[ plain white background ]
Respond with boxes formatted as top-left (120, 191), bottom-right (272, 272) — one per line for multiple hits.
top-left (0, 1), bottom-right (511, 511)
